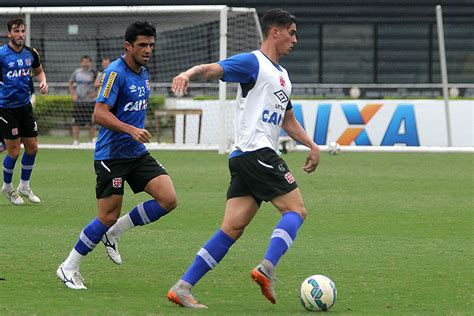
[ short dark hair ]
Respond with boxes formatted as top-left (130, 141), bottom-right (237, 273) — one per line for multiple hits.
top-left (7, 18), bottom-right (25, 32)
top-left (125, 21), bottom-right (156, 44)
top-left (81, 55), bottom-right (92, 62)
top-left (261, 9), bottom-right (296, 38)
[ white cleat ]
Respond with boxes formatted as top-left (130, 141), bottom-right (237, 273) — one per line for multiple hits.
top-left (2, 188), bottom-right (24, 205)
top-left (56, 263), bottom-right (87, 290)
top-left (102, 233), bottom-right (122, 265)
top-left (167, 281), bottom-right (208, 309)
top-left (17, 186), bottom-right (41, 203)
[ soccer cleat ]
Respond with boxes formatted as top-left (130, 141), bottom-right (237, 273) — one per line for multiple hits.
top-left (56, 263), bottom-right (87, 290)
top-left (17, 186), bottom-right (41, 203)
top-left (167, 282), bottom-right (208, 309)
top-left (102, 233), bottom-right (122, 265)
top-left (2, 188), bottom-right (24, 205)
top-left (251, 264), bottom-right (277, 304)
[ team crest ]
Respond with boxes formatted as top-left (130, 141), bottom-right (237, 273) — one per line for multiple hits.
top-left (279, 76), bottom-right (286, 87)
top-left (25, 58), bottom-right (32, 66)
top-left (112, 177), bottom-right (123, 188)
top-left (278, 163), bottom-right (286, 172)
top-left (12, 128), bottom-right (18, 136)
top-left (284, 172), bottom-right (295, 184)
top-left (146, 80), bottom-right (151, 90)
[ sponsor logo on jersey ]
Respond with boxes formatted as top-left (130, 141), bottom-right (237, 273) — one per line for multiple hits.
top-left (112, 177), bottom-right (123, 188)
top-left (129, 84), bottom-right (137, 93)
top-left (8, 61), bottom-right (15, 68)
top-left (274, 89), bottom-right (289, 103)
top-left (102, 71), bottom-right (117, 98)
top-left (262, 109), bottom-right (283, 126)
top-left (124, 99), bottom-right (148, 111)
top-left (284, 172), bottom-right (295, 184)
top-left (278, 163), bottom-right (286, 172)
top-left (6, 68), bottom-right (30, 79)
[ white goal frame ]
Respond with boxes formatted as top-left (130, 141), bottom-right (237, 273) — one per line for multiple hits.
top-left (1, 5), bottom-right (263, 153)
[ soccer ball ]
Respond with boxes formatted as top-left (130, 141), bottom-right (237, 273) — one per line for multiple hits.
top-left (300, 275), bottom-right (337, 311)
top-left (328, 142), bottom-right (341, 155)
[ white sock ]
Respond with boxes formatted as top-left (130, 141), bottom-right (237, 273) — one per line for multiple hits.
top-left (2, 182), bottom-right (13, 192)
top-left (107, 214), bottom-right (134, 239)
top-left (63, 248), bottom-right (85, 272)
top-left (19, 179), bottom-right (30, 189)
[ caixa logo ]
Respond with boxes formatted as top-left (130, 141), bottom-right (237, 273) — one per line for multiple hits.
top-left (290, 103), bottom-right (420, 146)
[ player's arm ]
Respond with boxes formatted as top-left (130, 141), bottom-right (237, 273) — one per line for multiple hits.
top-left (282, 108), bottom-right (320, 173)
top-left (172, 63), bottom-right (223, 96)
top-left (30, 48), bottom-right (48, 94)
top-left (93, 103), bottom-right (151, 144)
top-left (32, 65), bottom-right (48, 95)
top-left (68, 73), bottom-right (77, 102)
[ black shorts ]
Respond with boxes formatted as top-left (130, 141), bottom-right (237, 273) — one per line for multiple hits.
top-left (94, 153), bottom-right (168, 199)
top-left (227, 148), bottom-right (298, 205)
top-left (72, 101), bottom-right (95, 126)
top-left (0, 103), bottom-right (38, 139)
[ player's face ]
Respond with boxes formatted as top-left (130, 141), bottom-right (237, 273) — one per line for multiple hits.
top-left (81, 58), bottom-right (92, 70)
top-left (276, 23), bottom-right (297, 56)
top-left (8, 24), bottom-right (26, 48)
top-left (128, 35), bottom-right (155, 66)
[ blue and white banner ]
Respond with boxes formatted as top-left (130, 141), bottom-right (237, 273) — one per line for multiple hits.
top-left (174, 99), bottom-right (473, 147)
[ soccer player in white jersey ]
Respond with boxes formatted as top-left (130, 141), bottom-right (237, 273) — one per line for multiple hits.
top-left (56, 21), bottom-right (178, 290)
top-left (167, 9), bottom-right (320, 308)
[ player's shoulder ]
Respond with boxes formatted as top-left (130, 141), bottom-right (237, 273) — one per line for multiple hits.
top-left (23, 45), bottom-right (39, 56)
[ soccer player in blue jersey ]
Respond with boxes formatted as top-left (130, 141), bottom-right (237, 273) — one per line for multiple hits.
top-left (0, 18), bottom-right (48, 205)
top-left (57, 21), bottom-right (178, 290)
top-left (167, 9), bottom-right (320, 308)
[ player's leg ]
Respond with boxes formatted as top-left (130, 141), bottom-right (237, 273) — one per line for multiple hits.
top-left (251, 188), bottom-right (306, 304)
top-left (102, 155), bottom-right (173, 264)
top-left (57, 194), bottom-right (123, 289)
top-left (17, 137), bottom-right (41, 203)
top-left (2, 138), bottom-right (23, 205)
top-left (168, 195), bottom-right (259, 308)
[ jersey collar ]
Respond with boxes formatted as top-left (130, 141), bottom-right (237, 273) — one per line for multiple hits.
top-left (258, 50), bottom-right (283, 72)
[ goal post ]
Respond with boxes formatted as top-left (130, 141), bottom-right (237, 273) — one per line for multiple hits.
top-left (0, 6), bottom-right (262, 151)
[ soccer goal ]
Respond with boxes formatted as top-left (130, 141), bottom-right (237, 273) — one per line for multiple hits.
top-left (0, 6), bottom-right (262, 152)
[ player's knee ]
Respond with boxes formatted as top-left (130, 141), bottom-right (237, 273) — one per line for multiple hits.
top-left (221, 224), bottom-right (245, 240)
top-left (98, 213), bottom-right (118, 227)
top-left (290, 206), bottom-right (307, 220)
top-left (25, 145), bottom-right (38, 155)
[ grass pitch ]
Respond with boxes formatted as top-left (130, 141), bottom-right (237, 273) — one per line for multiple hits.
top-left (0, 149), bottom-right (472, 315)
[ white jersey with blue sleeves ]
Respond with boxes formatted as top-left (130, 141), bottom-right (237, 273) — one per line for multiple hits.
top-left (218, 50), bottom-right (292, 153)
top-left (94, 57), bottom-right (150, 160)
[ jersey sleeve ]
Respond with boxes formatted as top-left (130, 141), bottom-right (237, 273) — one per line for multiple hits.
top-left (286, 100), bottom-right (293, 111)
top-left (217, 53), bottom-right (259, 84)
top-left (31, 48), bottom-right (41, 68)
top-left (96, 70), bottom-right (120, 107)
top-left (69, 69), bottom-right (78, 82)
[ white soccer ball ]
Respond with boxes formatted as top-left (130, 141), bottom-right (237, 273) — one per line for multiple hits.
top-left (328, 142), bottom-right (341, 155)
top-left (300, 274), bottom-right (337, 312)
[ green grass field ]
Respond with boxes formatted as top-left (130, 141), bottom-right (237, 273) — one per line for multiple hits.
top-left (0, 150), bottom-right (472, 315)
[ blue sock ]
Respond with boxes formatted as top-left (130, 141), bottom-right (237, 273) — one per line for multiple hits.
top-left (264, 211), bottom-right (304, 267)
top-left (3, 155), bottom-right (17, 184)
top-left (20, 152), bottom-right (36, 181)
top-left (74, 218), bottom-right (109, 256)
top-left (128, 200), bottom-right (168, 226)
top-left (182, 229), bottom-right (235, 286)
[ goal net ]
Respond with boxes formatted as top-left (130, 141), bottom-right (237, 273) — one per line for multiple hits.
top-left (0, 6), bottom-right (262, 151)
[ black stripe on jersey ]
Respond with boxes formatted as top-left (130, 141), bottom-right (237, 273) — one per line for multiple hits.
top-left (240, 81), bottom-right (256, 98)
top-left (286, 100), bottom-right (293, 111)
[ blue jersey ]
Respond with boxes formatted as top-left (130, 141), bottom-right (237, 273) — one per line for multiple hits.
top-left (0, 44), bottom-right (40, 108)
top-left (94, 57), bottom-right (151, 160)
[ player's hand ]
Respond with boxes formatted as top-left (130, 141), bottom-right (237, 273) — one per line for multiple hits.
top-left (130, 128), bottom-right (151, 144)
top-left (303, 146), bottom-right (320, 174)
top-left (72, 94), bottom-right (78, 102)
top-left (171, 72), bottom-right (190, 97)
top-left (39, 80), bottom-right (48, 94)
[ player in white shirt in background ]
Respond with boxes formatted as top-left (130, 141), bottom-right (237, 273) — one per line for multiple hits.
top-left (167, 8), bottom-right (320, 309)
